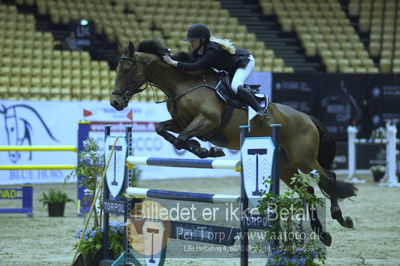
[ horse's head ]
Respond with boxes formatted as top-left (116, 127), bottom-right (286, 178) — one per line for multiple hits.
top-left (110, 41), bottom-right (146, 111)
top-left (111, 39), bottom-right (170, 111)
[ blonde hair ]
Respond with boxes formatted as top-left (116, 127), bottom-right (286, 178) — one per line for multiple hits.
top-left (211, 36), bottom-right (236, 54)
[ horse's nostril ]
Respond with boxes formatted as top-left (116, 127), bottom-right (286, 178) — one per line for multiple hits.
top-left (111, 100), bottom-right (123, 111)
top-left (111, 100), bottom-right (118, 108)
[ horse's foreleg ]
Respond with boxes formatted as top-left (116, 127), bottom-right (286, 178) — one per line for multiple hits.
top-left (177, 115), bottom-right (225, 158)
top-left (155, 120), bottom-right (184, 149)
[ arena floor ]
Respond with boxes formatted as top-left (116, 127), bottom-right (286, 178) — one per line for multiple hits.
top-left (0, 174), bottom-right (399, 265)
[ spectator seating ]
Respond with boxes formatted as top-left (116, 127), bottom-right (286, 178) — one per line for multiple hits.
top-left (260, 0), bottom-right (380, 73)
top-left (349, 0), bottom-right (400, 73)
top-left (0, 3), bottom-right (116, 101)
top-left (32, 0), bottom-right (293, 73)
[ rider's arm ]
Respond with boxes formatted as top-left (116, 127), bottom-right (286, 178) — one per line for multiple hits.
top-left (176, 49), bottom-right (218, 71)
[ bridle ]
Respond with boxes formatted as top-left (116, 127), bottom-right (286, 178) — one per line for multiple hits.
top-left (113, 52), bottom-right (216, 111)
top-left (111, 56), bottom-right (144, 102)
top-left (112, 55), bottom-right (162, 104)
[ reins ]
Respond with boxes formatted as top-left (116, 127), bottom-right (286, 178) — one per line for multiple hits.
top-left (116, 54), bottom-right (218, 109)
top-left (142, 57), bottom-right (217, 109)
top-left (171, 74), bottom-right (216, 114)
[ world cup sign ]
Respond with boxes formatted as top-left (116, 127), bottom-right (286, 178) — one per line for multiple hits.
top-left (105, 136), bottom-right (128, 198)
top-left (241, 137), bottom-right (275, 208)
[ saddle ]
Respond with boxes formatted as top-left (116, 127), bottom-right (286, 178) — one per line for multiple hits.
top-left (200, 71), bottom-right (268, 145)
top-left (213, 71), bottom-right (267, 110)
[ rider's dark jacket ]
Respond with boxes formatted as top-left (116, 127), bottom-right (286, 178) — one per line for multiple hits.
top-left (176, 41), bottom-right (251, 74)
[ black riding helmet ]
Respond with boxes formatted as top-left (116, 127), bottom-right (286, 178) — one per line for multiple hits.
top-left (183, 24), bottom-right (211, 41)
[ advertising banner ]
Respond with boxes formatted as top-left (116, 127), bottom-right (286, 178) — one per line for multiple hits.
top-left (366, 75), bottom-right (400, 132)
top-left (315, 75), bottom-right (367, 140)
top-left (271, 73), bottom-right (318, 115)
top-left (0, 100), bottom-right (241, 185)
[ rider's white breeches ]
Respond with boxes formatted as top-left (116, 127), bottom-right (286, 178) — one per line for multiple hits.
top-left (231, 55), bottom-right (255, 94)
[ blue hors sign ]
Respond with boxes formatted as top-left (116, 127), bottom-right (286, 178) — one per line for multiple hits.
top-left (105, 136), bottom-right (127, 198)
top-left (241, 137), bottom-right (275, 208)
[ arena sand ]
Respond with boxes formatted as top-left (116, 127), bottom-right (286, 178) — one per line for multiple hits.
top-left (0, 175), bottom-right (399, 266)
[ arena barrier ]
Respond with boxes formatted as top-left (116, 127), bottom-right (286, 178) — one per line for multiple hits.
top-left (347, 123), bottom-right (400, 187)
top-left (99, 124), bottom-right (281, 266)
top-left (0, 184), bottom-right (33, 217)
top-left (0, 121), bottom-right (92, 215)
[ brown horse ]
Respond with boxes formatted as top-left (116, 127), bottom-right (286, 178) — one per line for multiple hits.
top-left (110, 39), bottom-right (357, 246)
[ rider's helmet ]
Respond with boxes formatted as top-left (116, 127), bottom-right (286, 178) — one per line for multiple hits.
top-left (183, 24), bottom-right (211, 41)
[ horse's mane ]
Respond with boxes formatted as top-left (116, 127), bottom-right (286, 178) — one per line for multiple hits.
top-left (137, 39), bottom-right (169, 57)
top-left (137, 38), bottom-right (195, 62)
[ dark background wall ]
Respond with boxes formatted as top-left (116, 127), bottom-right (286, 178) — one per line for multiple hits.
top-left (272, 74), bottom-right (400, 141)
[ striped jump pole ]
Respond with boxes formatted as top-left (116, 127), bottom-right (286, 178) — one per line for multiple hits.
top-left (114, 124), bottom-right (282, 266)
top-left (0, 121), bottom-right (91, 216)
top-left (0, 165), bottom-right (75, 170)
top-left (0, 146), bottom-right (78, 170)
top-left (0, 146), bottom-right (77, 152)
top-left (126, 187), bottom-right (240, 204)
top-left (126, 156), bottom-right (241, 171)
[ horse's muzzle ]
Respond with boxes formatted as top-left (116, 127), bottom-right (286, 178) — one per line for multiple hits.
top-left (110, 99), bottom-right (124, 111)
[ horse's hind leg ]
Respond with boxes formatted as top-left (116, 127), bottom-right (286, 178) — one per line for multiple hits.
top-left (280, 159), bottom-right (332, 246)
top-left (325, 171), bottom-right (354, 228)
top-left (286, 141), bottom-right (356, 230)
top-left (330, 197), bottom-right (353, 228)
top-left (308, 166), bottom-right (355, 229)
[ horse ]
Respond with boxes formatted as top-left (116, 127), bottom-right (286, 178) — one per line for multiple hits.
top-left (110, 39), bottom-right (357, 246)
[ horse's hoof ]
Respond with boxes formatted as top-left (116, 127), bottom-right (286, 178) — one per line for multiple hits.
top-left (172, 139), bottom-right (184, 150)
top-left (188, 139), bottom-right (200, 147)
top-left (320, 232), bottom-right (332, 246)
top-left (210, 147), bottom-right (225, 157)
top-left (343, 216), bottom-right (354, 228)
top-left (197, 148), bottom-right (209, 158)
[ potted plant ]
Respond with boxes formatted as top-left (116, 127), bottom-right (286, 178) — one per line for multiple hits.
top-left (370, 126), bottom-right (386, 139)
top-left (67, 137), bottom-right (141, 265)
top-left (258, 174), bottom-right (326, 266)
top-left (73, 222), bottom-right (124, 266)
top-left (66, 138), bottom-right (106, 226)
top-left (370, 165), bottom-right (385, 182)
top-left (39, 189), bottom-right (74, 217)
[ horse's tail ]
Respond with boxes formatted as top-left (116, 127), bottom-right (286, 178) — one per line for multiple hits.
top-left (309, 115), bottom-right (336, 170)
top-left (310, 115), bottom-right (357, 200)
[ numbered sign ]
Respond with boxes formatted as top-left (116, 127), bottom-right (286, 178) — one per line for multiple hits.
top-left (105, 136), bottom-right (127, 198)
top-left (241, 137), bottom-right (275, 208)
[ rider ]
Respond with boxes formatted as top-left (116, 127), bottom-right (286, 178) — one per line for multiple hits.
top-left (163, 23), bottom-right (269, 118)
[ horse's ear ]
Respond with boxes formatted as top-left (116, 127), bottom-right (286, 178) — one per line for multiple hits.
top-left (128, 41), bottom-right (135, 58)
top-left (117, 43), bottom-right (124, 55)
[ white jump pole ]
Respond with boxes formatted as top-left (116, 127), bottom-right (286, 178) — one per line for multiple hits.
top-left (380, 123), bottom-right (400, 187)
top-left (347, 123), bottom-right (399, 187)
top-left (347, 126), bottom-right (357, 179)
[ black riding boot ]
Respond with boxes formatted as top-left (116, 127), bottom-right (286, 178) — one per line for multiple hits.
top-left (237, 85), bottom-right (270, 118)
